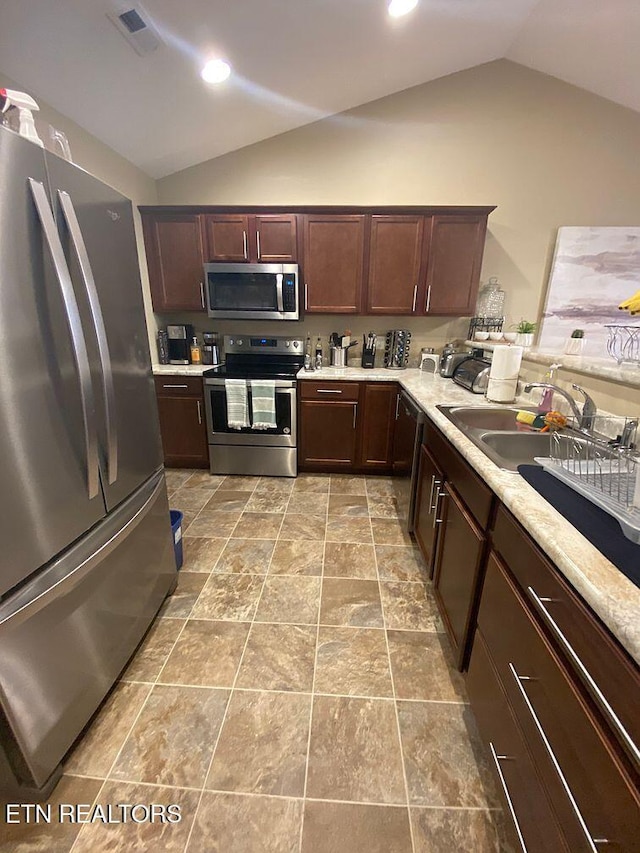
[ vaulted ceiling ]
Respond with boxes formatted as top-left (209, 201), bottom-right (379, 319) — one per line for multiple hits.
top-left (1, 0), bottom-right (638, 178)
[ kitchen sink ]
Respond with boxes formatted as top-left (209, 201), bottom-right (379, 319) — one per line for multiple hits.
top-left (437, 405), bottom-right (593, 472)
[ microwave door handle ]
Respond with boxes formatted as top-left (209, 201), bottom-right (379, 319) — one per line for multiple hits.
top-left (57, 190), bottom-right (117, 484)
top-left (276, 273), bottom-right (284, 313)
top-left (29, 179), bottom-right (99, 500)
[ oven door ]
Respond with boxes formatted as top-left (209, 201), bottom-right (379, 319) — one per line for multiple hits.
top-left (204, 379), bottom-right (297, 447)
top-left (205, 263), bottom-right (299, 320)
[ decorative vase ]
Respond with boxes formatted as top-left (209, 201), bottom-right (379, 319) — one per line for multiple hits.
top-left (515, 333), bottom-right (534, 348)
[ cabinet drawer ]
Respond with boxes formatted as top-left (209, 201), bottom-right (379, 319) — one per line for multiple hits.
top-left (492, 505), bottom-right (640, 764)
top-left (424, 421), bottom-right (493, 529)
top-left (154, 376), bottom-right (204, 397)
top-left (299, 380), bottom-right (360, 401)
top-left (467, 630), bottom-right (569, 853)
top-left (479, 552), bottom-right (640, 852)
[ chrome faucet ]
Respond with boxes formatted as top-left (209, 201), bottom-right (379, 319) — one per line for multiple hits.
top-left (523, 381), bottom-right (597, 432)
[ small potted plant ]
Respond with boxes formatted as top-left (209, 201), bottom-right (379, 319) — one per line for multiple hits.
top-left (565, 328), bottom-right (585, 356)
top-left (515, 320), bottom-right (536, 348)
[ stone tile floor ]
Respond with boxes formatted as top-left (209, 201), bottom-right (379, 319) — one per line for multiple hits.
top-left (0, 471), bottom-right (512, 853)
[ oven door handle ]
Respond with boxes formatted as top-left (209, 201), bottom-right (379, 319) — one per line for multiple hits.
top-left (276, 273), bottom-right (284, 313)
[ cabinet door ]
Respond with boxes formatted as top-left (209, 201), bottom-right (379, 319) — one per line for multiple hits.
top-left (467, 630), bottom-right (571, 853)
top-left (366, 215), bottom-right (425, 314)
top-left (203, 214), bottom-right (250, 262)
top-left (424, 214), bottom-right (487, 315)
top-left (254, 214), bottom-right (298, 262)
top-left (142, 213), bottom-right (206, 311)
top-left (413, 444), bottom-right (443, 576)
top-left (299, 400), bottom-right (358, 468)
top-left (157, 394), bottom-right (209, 468)
top-left (433, 482), bottom-right (486, 668)
top-left (303, 215), bottom-right (365, 313)
top-left (358, 383), bottom-right (397, 470)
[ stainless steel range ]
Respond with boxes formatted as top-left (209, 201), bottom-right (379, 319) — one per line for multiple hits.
top-left (203, 336), bottom-right (305, 477)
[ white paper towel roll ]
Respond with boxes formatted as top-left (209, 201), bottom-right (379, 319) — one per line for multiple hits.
top-left (490, 345), bottom-right (523, 380)
top-left (486, 377), bottom-right (517, 403)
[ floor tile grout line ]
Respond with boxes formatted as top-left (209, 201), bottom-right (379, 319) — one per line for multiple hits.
top-left (371, 506), bottom-right (417, 853)
top-left (298, 483), bottom-right (329, 853)
top-left (67, 777), bottom-right (110, 853)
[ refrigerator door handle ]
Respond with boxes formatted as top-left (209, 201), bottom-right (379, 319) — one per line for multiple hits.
top-left (28, 178), bottom-right (99, 500)
top-left (57, 190), bottom-right (118, 484)
top-left (0, 472), bottom-right (165, 632)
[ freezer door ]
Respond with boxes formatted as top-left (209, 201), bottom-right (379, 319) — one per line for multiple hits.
top-left (46, 153), bottom-right (164, 511)
top-left (0, 127), bottom-right (107, 598)
top-left (0, 471), bottom-right (176, 789)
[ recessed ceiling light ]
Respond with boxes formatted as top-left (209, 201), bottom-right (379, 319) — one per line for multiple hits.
top-left (388, 0), bottom-right (419, 18)
top-left (201, 59), bottom-right (231, 84)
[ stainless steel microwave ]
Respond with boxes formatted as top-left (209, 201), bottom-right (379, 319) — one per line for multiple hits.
top-left (204, 263), bottom-right (299, 320)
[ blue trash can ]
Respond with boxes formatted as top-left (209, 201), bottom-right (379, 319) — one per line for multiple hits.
top-left (170, 510), bottom-right (184, 570)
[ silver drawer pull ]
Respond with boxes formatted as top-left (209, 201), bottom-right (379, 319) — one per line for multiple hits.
top-left (316, 389), bottom-right (342, 394)
top-left (353, 402), bottom-right (357, 429)
top-left (488, 743), bottom-right (528, 853)
top-left (200, 281), bottom-right (205, 308)
top-left (527, 586), bottom-right (640, 769)
top-left (432, 489), bottom-right (446, 528)
top-left (429, 477), bottom-right (442, 513)
top-left (412, 284), bottom-right (418, 312)
top-left (162, 384), bottom-right (189, 389)
top-left (196, 399), bottom-right (202, 424)
top-left (509, 663), bottom-right (598, 852)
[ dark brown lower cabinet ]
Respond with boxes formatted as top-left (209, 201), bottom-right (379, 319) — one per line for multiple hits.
top-left (413, 443), bottom-right (443, 575)
top-left (433, 481), bottom-right (487, 669)
top-left (466, 630), bottom-right (570, 853)
top-left (357, 382), bottom-right (397, 469)
top-left (468, 550), bottom-right (640, 852)
top-left (298, 380), bottom-right (396, 472)
top-left (155, 377), bottom-right (209, 469)
top-left (299, 400), bottom-right (358, 467)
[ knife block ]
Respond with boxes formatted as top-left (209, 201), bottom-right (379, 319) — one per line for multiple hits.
top-left (361, 348), bottom-right (375, 369)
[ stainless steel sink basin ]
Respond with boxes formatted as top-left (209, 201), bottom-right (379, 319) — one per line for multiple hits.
top-left (438, 406), bottom-right (527, 432)
top-left (478, 431), bottom-right (593, 471)
top-left (437, 405), bottom-right (593, 472)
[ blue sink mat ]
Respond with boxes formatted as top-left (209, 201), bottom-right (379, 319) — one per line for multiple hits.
top-left (517, 465), bottom-right (640, 590)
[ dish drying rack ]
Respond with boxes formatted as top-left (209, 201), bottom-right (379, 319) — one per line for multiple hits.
top-left (605, 324), bottom-right (640, 366)
top-left (535, 419), bottom-right (640, 543)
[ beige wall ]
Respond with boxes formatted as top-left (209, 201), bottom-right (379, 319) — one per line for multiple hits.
top-left (0, 72), bottom-right (159, 354)
top-left (157, 59), bottom-right (640, 337)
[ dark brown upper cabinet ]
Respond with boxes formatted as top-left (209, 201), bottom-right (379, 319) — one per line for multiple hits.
top-left (424, 214), bottom-right (487, 315)
top-left (202, 214), bottom-right (250, 262)
top-left (366, 215), bottom-right (427, 314)
top-left (253, 214), bottom-right (298, 262)
top-left (142, 212), bottom-right (206, 312)
top-left (202, 213), bottom-right (298, 263)
top-left (140, 205), bottom-right (493, 315)
top-left (303, 214), bottom-right (366, 313)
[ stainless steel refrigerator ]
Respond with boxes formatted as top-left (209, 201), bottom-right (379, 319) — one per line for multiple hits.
top-left (0, 124), bottom-right (177, 797)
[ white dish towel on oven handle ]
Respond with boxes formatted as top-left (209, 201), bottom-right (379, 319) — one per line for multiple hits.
top-left (225, 379), bottom-right (249, 429)
top-left (250, 379), bottom-right (277, 430)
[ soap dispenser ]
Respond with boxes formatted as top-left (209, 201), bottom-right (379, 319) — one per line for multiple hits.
top-left (537, 363), bottom-right (561, 413)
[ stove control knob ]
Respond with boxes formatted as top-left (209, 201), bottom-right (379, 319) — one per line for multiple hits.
top-left (292, 341), bottom-right (299, 348)
top-left (237, 339), bottom-right (243, 346)
top-left (229, 338), bottom-right (235, 346)
top-left (284, 341), bottom-right (290, 347)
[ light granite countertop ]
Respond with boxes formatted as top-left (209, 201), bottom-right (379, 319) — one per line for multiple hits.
top-left (301, 366), bottom-right (640, 664)
top-left (152, 361), bottom-right (639, 662)
top-left (153, 364), bottom-right (210, 376)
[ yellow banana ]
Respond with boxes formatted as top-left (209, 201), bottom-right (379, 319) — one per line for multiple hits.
top-left (619, 289), bottom-right (640, 311)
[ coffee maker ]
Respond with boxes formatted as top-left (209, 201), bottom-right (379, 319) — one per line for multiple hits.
top-left (166, 324), bottom-right (194, 364)
top-left (202, 332), bottom-right (221, 366)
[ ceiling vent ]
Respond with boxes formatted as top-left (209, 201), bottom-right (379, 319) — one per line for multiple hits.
top-left (106, 3), bottom-right (163, 56)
